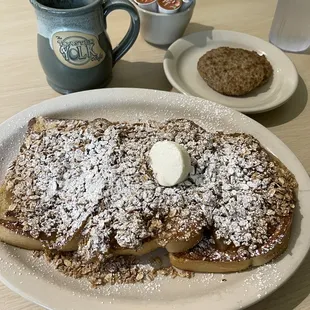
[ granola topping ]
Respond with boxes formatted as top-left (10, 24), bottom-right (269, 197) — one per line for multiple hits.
top-left (35, 251), bottom-right (193, 287)
top-left (5, 117), bottom-right (297, 261)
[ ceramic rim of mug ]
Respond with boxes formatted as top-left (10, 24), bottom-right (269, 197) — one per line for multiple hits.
top-left (132, 0), bottom-right (195, 16)
top-left (29, 0), bottom-right (102, 15)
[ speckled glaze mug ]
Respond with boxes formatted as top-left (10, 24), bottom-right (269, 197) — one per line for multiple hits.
top-left (30, 0), bottom-right (140, 94)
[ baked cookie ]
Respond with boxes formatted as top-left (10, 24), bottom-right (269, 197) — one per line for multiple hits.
top-left (197, 47), bottom-right (273, 96)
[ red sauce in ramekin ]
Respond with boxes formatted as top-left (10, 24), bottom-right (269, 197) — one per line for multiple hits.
top-left (157, 0), bottom-right (182, 10)
top-left (135, 0), bottom-right (156, 3)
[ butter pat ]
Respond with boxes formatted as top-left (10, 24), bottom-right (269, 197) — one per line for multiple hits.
top-left (149, 141), bottom-right (191, 186)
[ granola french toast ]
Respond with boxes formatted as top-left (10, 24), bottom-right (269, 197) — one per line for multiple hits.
top-left (0, 116), bottom-right (297, 277)
top-left (170, 133), bottom-right (297, 272)
top-left (0, 117), bottom-right (211, 257)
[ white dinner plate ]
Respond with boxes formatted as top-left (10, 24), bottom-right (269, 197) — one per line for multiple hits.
top-left (0, 89), bottom-right (309, 310)
top-left (163, 30), bottom-right (298, 113)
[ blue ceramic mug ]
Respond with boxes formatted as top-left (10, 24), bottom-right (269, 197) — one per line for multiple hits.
top-left (30, 0), bottom-right (140, 94)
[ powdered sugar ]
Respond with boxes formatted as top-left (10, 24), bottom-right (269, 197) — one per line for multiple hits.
top-left (243, 263), bottom-right (282, 299)
top-left (4, 117), bottom-right (297, 261)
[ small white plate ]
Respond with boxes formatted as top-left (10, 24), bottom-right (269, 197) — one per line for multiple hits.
top-left (163, 30), bottom-right (298, 113)
top-left (0, 89), bottom-right (309, 310)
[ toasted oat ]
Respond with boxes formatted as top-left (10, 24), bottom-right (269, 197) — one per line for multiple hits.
top-left (35, 250), bottom-right (193, 287)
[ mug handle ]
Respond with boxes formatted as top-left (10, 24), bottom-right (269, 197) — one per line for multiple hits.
top-left (103, 0), bottom-right (140, 65)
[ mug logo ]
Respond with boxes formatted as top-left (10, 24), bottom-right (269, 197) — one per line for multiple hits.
top-left (52, 31), bottom-right (105, 69)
